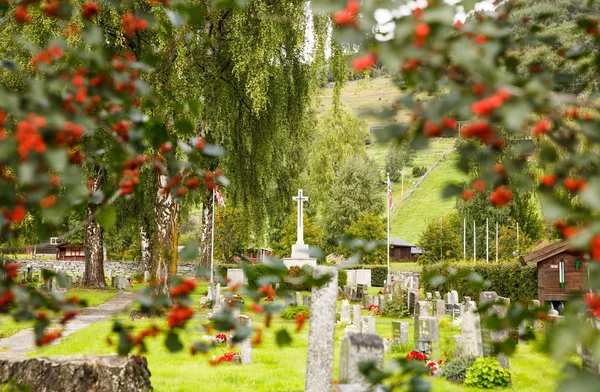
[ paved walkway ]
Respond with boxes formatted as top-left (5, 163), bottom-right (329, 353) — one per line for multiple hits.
top-left (0, 291), bottom-right (135, 357)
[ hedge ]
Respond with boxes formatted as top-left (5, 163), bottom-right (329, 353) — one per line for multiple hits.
top-left (421, 262), bottom-right (537, 302)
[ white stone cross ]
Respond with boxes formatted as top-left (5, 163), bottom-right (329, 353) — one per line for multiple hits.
top-left (292, 189), bottom-right (308, 244)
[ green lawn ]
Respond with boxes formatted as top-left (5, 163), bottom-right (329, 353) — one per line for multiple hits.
top-left (390, 262), bottom-right (423, 272)
top-left (0, 288), bottom-right (118, 340)
top-left (391, 152), bottom-right (467, 244)
top-left (27, 282), bottom-right (565, 392)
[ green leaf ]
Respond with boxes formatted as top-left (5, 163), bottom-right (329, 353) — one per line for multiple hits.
top-left (178, 242), bottom-right (199, 261)
top-left (45, 149), bottom-right (68, 172)
top-left (0, 60), bottom-right (17, 72)
top-left (442, 184), bottom-right (462, 199)
top-left (56, 272), bottom-right (71, 289)
top-left (275, 328), bottom-right (292, 347)
top-left (461, 0), bottom-right (478, 12)
top-left (165, 331), bottom-right (184, 352)
top-left (175, 118), bottom-right (194, 136)
top-left (581, 179), bottom-right (600, 211)
top-left (82, 26), bottom-right (103, 46)
top-left (96, 206), bottom-right (117, 230)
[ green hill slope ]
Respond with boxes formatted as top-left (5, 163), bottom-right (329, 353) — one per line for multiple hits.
top-left (390, 152), bottom-right (467, 244)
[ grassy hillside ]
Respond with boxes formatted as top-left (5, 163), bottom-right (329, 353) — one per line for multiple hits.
top-left (320, 77), bottom-right (464, 244)
top-left (319, 77), bottom-right (411, 127)
top-left (390, 152), bottom-right (467, 244)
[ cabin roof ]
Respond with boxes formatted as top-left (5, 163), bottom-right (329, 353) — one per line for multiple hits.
top-left (519, 241), bottom-right (576, 266)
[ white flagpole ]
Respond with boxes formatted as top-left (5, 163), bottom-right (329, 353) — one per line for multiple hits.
top-left (387, 173), bottom-right (391, 285)
top-left (210, 188), bottom-right (215, 286)
top-left (440, 217), bottom-right (443, 261)
top-left (473, 221), bottom-right (476, 263)
top-left (486, 218), bottom-right (489, 263)
top-left (401, 171), bottom-right (404, 200)
top-left (463, 217), bottom-right (466, 260)
top-left (496, 222), bottom-right (498, 262)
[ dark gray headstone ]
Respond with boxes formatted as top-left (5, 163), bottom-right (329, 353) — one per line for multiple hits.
top-left (339, 333), bottom-right (384, 386)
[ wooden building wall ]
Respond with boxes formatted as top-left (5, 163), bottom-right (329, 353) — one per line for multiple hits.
top-left (538, 251), bottom-right (587, 303)
top-left (390, 246), bottom-right (414, 262)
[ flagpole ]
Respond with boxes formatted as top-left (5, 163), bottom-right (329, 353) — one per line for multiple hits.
top-left (210, 188), bottom-right (215, 287)
top-left (387, 173), bottom-right (391, 286)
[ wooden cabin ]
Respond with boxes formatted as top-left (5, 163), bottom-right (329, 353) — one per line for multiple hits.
top-left (56, 243), bottom-right (85, 261)
top-left (389, 237), bottom-right (422, 262)
top-left (519, 241), bottom-right (588, 304)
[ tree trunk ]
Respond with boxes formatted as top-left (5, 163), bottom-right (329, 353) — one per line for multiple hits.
top-left (199, 191), bottom-right (213, 273)
top-left (82, 167), bottom-right (107, 288)
top-left (140, 224), bottom-right (152, 275)
top-left (152, 174), bottom-right (180, 295)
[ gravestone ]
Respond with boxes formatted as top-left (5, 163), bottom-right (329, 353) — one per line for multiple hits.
top-left (207, 285), bottom-right (213, 301)
top-left (379, 295), bottom-right (386, 311)
top-left (296, 292), bottom-right (302, 306)
top-left (461, 301), bottom-right (483, 357)
top-left (415, 316), bottom-right (439, 350)
top-left (361, 295), bottom-right (369, 308)
top-left (530, 300), bottom-right (541, 330)
top-left (415, 301), bottom-right (430, 318)
top-left (111, 277), bottom-right (116, 288)
top-left (426, 292), bottom-right (432, 301)
top-left (285, 295), bottom-right (296, 307)
top-left (408, 290), bottom-right (419, 315)
top-left (238, 315), bottom-right (252, 365)
top-left (338, 334), bottom-right (384, 386)
top-left (479, 291), bottom-right (510, 357)
top-left (450, 290), bottom-right (459, 305)
top-left (434, 300), bottom-right (445, 319)
top-left (51, 278), bottom-right (57, 293)
top-left (361, 316), bottom-right (376, 334)
top-left (352, 305), bottom-right (361, 328)
top-left (305, 267), bottom-right (338, 392)
top-left (391, 321), bottom-right (409, 345)
top-left (434, 291), bottom-right (441, 300)
top-left (303, 295), bottom-right (310, 307)
top-left (143, 270), bottom-right (150, 283)
top-left (214, 283), bottom-right (221, 303)
top-left (373, 296), bottom-right (379, 307)
top-left (27, 267), bottom-right (33, 281)
top-left (341, 300), bottom-right (351, 323)
top-left (108, 270), bottom-right (113, 282)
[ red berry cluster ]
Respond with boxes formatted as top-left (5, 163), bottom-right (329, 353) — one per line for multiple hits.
top-left (333, 0), bottom-right (360, 27)
top-left (167, 304), bottom-right (194, 329)
top-left (15, 5), bottom-right (32, 24)
top-left (60, 310), bottom-right (78, 324)
top-left (16, 114), bottom-right (47, 161)
top-left (459, 120), bottom-right (495, 144)
top-left (351, 53), bottom-right (377, 72)
top-left (540, 174), bottom-right (556, 187)
top-left (423, 117), bottom-right (457, 137)
top-left (564, 177), bottom-right (587, 193)
top-left (591, 234), bottom-right (600, 261)
top-left (553, 221), bottom-right (579, 240)
top-left (122, 13), bottom-right (148, 39)
top-left (532, 119), bottom-right (550, 137)
top-left (295, 313), bottom-right (308, 333)
top-left (170, 278), bottom-right (197, 297)
top-left (471, 88), bottom-right (511, 116)
top-left (82, 2), bottom-right (101, 20)
top-left (258, 284), bottom-right (276, 301)
top-left (31, 45), bottom-right (64, 69)
top-left (585, 293), bottom-right (600, 317)
top-left (133, 325), bottom-right (162, 347)
top-left (489, 186), bottom-right (512, 206)
top-left (414, 23), bottom-right (430, 47)
top-left (54, 121), bottom-right (84, 147)
top-left (37, 330), bottom-right (62, 346)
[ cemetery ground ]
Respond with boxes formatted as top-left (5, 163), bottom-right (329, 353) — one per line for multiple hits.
top-left (21, 282), bottom-right (570, 392)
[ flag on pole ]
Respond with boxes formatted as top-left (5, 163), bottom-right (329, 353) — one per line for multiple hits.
top-left (387, 178), bottom-right (394, 211)
top-left (215, 186), bottom-right (226, 207)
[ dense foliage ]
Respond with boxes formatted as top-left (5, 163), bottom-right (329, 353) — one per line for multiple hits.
top-left (439, 355), bottom-right (477, 383)
top-left (339, 213), bottom-right (387, 265)
top-left (464, 357), bottom-right (511, 389)
top-left (422, 262), bottom-right (538, 302)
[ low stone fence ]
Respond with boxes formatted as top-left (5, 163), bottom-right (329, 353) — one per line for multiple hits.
top-left (10, 259), bottom-right (197, 277)
top-left (390, 271), bottom-right (421, 285)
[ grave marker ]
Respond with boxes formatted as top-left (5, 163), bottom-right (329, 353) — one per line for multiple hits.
top-left (338, 334), bottom-right (384, 386)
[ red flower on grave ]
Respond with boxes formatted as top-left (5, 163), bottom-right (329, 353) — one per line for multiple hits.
top-left (296, 313), bottom-right (308, 332)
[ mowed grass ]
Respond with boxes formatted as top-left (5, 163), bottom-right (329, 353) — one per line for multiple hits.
top-left (28, 280), bottom-right (564, 392)
top-left (391, 152), bottom-right (467, 244)
top-left (0, 288), bottom-right (118, 340)
top-left (390, 262), bottom-right (422, 272)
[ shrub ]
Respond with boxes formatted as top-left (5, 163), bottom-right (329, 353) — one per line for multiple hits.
top-left (464, 357), bottom-right (510, 389)
top-left (338, 269), bottom-right (347, 288)
top-left (133, 273), bottom-right (144, 284)
top-left (436, 317), bottom-right (461, 359)
top-left (422, 262), bottom-right (537, 302)
top-left (381, 297), bottom-right (408, 318)
top-left (412, 165), bottom-right (427, 177)
top-left (439, 355), bottom-right (477, 383)
top-left (246, 264), bottom-right (272, 287)
top-left (281, 306), bottom-right (310, 320)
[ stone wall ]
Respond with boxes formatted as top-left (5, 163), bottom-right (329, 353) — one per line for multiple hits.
top-left (11, 259), bottom-right (197, 277)
top-left (390, 270), bottom-right (421, 283)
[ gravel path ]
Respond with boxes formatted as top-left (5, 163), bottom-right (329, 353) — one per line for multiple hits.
top-left (0, 291), bottom-right (135, 357)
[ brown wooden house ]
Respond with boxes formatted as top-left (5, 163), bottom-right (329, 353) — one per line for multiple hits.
top-left (389, 237), bottom-right (423, 262)
top-left (56, 243), bottom-right (85, 261)
top-left (519, 241), bottom-right (588, 304)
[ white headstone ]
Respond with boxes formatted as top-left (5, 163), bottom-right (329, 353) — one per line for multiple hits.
top-left (352, 305), bottom-right (361, 328)
top-left (238, 315), bottom-right (252, 365)
top-left (361, 316), bottom-right (376, 334)
top-left (461, 301), bottom-right (483, 357)
top-left (340, 300), bottom-right (351, 323)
